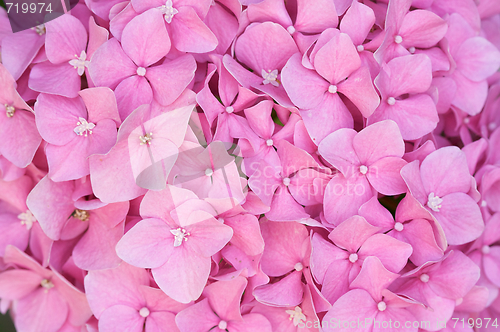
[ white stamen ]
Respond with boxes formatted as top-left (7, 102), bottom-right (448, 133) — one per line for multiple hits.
top-left (357, 45), bottom-right (365, 52)
top-left (328, 85), bottom-right (337, 94)
top-left (73, 209), bottom-right (90, 222)
top-left (33, 24), bottom-right (46, 35)
top-left (218, 320), bottom-right (228, 330)
top-left (408, 46), bottom-right (415, 54)
top-left (489, 122), bottom-right (497, 131)
top-left (394, 222), bottom-right (404, 232)
top-left (74, 117), bottom-right (96, 137)
top-left (294, 262), bottom-right (304, 271)
top-left (285, 306), bottom-right (306, 326)
top-left (157, 0), bottom-right (178, 23)
top-left (139, 307), bottom-right (150, 317)
top-left (18, 210), bottom-right (36, 230)
top-left (139, 133), bottom-right (153, 145)
top-left (171, 227), bottom-right (190, 247)
top-left (394, 35), bottom-right (403, 44)
top-left (482, 245), bottom-right (491, 255)
top-left (41, 279), bottom-right (54, 290)
top-left (420, 273), bottom-right (430, 283)
top-left (359, 165), bottom-right (368, 175)
top-left (481, 200), bottom-right (487, 207)
top-left (377, 301), bottom-right (387, 311)
top-left (68, 51), bottom-right (90, 76)
top-left (387, 97), bottom-right (396, 105)
top-left (283, 177), bottom-right (291, 186)
top-left (463, 117), bottom-right (470, 124)
top-left (137, 67), bottom-right (147, 77)
top-left (262, 69), bottom-right (279, 87)
top-left (427, 192), bottom-right (443, 212)
top-left (266, 139), bottom-right (274, 147)
top-left (225, 106), bottom-right (234, 113)
top-left (287, 26), bottom-right (296, 34)
top-left (5, 105), bottom-right (15, 118)
top-left (349, 253), bottom-right (358, 263)
top-left (205, 168), bottom-right (214, 177)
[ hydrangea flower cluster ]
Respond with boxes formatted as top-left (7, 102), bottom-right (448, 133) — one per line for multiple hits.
top-left (0, 0), bottom-right (500, 331)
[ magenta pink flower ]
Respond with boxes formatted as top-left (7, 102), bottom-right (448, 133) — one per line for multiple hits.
top-left (400, 146), bottom-right (484, 245)
top-left (0, 245), bottom-right (92, 332)
top-left (29, 15), bottom-right (89, 98)
top-left (116, 185), bottom-right (233, 303)
top-left (0, 64), bottom-right (42, 168)
top-left (89, 9), bottom-right (196, 120)
top-left (311, 215), bottom-right (412, 303)
top-left (85, 262), bottom-right (188, 332)
top-left (281, 29), bottom-right (380, 143)
top-left (176, 276), bottom-right (273, 332)
top-left (34, 88), bottom-right (120, 182)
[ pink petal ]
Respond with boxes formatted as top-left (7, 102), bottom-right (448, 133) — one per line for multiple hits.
top-left (295, 0), bottom-right (338, 34)
top-left (145, 311), bottom-right (180, 332)
top-left (353, 120), bottom-right (405, 166)
top-left (203, 277), bottom-right (246, 321)
top-left (29, 62), bottom-right (81, 98)
top-left (175, 299), bottom-right (221, 332)
top-left (152, 249), bottom-right (211, 303)
top-left (420, 146), bottom-right (471, 197)
top-left (330, 215), bottom-right (379, 253)
top-left (121, 9), bottom-right (171, 67)
top-left (170, 6), bottom-right (218, 53)
top-left (98, 305), bottom-right (144, 332)
top-left (367, 157), bottom-right (408, 195)
top-left (88, 38), bottom-right (136, 89)
top-left (350, 256), bottom-right (400, 301)
top-left (337, 66), bottom-right (380, 118)
top-left (313, 32), bottom-right (361, 84)
top-left (318, 128), bottom-right (359, 177)
top-left (456, 37), bottom-right (500, 82)
top-left (340, 1), bottom-right (375, 46)
top-left (358, 234), bottom-right (413, 273)
top-left (399, 10), bottom-right (448, 49)
top-left (0, 269), bottom-right (42, 299)
top-left (254, 271), bottom-right (304, 307)
top-left (434, 193), bottom-right (484, 245)
top-left (281, 53), bottom-right (329, 110)
top-left (146, 55), bottom-right (196, 106)
top-left (235, 22), bottom-right (298, 74)
top-left (116, 218), bottom-right (174, 269)
top-left (45, 14), bottom-right (87, 64)
top-left (114, 75), bottom-right (154, 121)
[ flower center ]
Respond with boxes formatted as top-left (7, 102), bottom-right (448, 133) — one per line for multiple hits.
top-left (205, 168), bottom-right (214, 177)
top-left (287, 26), bottom-right (296, 34)
top-left (463, 117), bottom-right (470, 124)
top-left (394, 222), bottom-right (404, 232)
top-left (266, 139), bottom-right (274, 147)
top-left (489, 122), bottom-right (497, 131)
top-left (283, 177), bottom-right (291, 186)
top-left (481, 200), bottom-right (487, 207)
top-left (5, 105), bottom-right (15, 118)
top-left (74, 117), bottom-right (96, 137)
top-left (33, 24), bottom-right (46, 35)
top-left (73, 209), bottom-right (90, 222)
top-left (328, 85), bottom-right (337, 94)
top-left (69, 51), bottom-right (90, 76)
top-left (482, 245), bottom-right (490, 254)
top-left (387, 97), bottom-right (396, 105)
top-left (139, 133), bottom-right (153, 145)
top-left (41, 279), bottom-right (54, 290)
top-left (408, 46), bottom-right (415, 54)
top-left (349, 253), bottom-right (358, 263)
top-left (218, 320), bottom-right (228, 330)
top-left (377, 301), bottom-right (387, 311)
top-left (294, 262), bottom-right (304, 271)
top-left (139, 307), bottom-right (150, 317)
top-left (171, 227), bottom-right (190, 247)
top-left (427, 192), bottom-right (443, 212)
top-left (359, 165), bottom-right (368, 175)
top-left (157, 0), bottom-right (179, 23)
top-left (261, 69), bottom-right (279, 87)
top-left (225, 106), bottom-right (234, 113)
top-left (394, 35), bottom-right (403, 44)
top-left (137, 67), bottom-right (147, 76)
top-left (420, 273), bottom-right (430, 283)
top-left (18, 210), bottom-right (36, 230)
top-left (285, 306), bottom-right (306, 326)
